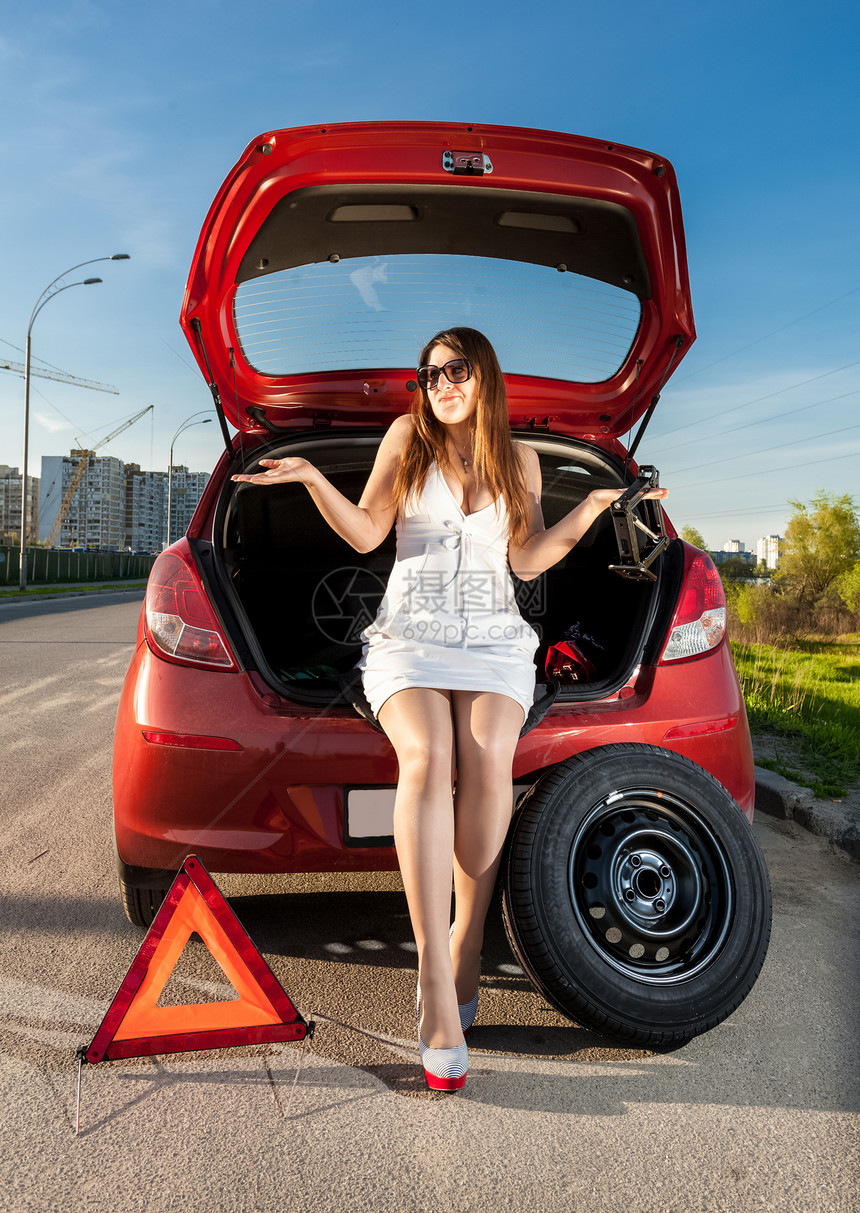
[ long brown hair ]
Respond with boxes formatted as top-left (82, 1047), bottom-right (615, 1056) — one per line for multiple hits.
top-left (390, 328), bottom-right (532, 546)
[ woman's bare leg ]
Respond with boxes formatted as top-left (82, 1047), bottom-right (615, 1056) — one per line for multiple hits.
top-left (377, 686), bottom-right (462, 1050)
top-left (449, 690), bottom-right (524, 1004)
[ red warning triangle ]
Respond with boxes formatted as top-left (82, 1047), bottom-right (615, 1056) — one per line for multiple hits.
top-left (86, 855), bottom-right (307, 1063)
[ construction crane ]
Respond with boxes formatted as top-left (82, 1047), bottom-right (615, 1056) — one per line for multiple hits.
top-left (0, 354), bottom-right (118, 394)
top-left (45, 405), bottom-right (154, 548)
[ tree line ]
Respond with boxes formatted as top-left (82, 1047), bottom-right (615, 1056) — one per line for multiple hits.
top-left (680, 491), bottom-right (860, 642)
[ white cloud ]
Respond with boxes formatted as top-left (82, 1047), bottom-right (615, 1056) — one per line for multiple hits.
top-left (34, 412), bottom-right (72, 433)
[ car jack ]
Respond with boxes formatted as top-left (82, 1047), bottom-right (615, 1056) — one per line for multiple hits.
top-left (607, 465), bottom-right (669, 581)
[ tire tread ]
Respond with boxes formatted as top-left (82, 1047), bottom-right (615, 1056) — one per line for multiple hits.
top-left (120, 878), bottom-right (171, 929)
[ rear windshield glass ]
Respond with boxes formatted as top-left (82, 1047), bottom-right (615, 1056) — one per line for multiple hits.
top-left (232, 254), bottom-right (641, 383)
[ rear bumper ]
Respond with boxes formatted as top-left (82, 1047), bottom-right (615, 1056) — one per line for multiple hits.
top-left (113, 638), bottom-right (754, 877)
top-left (113, 639), bottom-right (402, 875)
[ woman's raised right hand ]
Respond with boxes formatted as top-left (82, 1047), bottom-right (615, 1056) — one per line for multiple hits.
top-left (231, 457), bottom-right (314, 486)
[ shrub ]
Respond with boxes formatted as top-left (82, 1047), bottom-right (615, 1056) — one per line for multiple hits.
top-left (726, 580), bottom-right (859, 644)
top-left (725, 582), bottom-right (806, 644)
top-left (837, 562), bottom-right (860, 614)
top-left (780, 491), bottom-right (860, 602)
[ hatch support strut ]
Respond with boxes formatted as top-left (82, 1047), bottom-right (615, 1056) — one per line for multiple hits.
top-left (623, 335), bottom-right (685, 477)
top-left (189, 318), bottom-right (234, 458)
top-left (611, 336), bottom-right (684, 580)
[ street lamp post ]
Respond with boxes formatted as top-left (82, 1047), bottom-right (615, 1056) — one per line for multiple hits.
top-left (19, 254), bottom-right (130, 590)
top-left (167, 413), bottom-right (213, 547)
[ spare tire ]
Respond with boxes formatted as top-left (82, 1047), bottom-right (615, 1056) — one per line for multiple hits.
top-left (501, 744), bottom-right (772, 1045)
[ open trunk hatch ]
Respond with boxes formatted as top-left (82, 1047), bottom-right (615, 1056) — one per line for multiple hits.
top-left (181, 122), bottom-right (695, 439)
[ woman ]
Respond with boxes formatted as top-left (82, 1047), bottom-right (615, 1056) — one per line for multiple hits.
top-left (232, 327), bottom-right (667, 1092)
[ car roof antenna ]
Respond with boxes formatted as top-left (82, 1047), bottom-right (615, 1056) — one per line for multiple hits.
top-left (190, 317), bottom-right (234, 457)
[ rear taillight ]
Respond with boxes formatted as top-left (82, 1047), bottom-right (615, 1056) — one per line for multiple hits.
top-left (660, 546), bottom-right (727, 663)
top-left (144, 543), bottom-right (235, 671)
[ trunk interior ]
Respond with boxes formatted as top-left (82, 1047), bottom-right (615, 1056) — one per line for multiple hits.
top-left (215, 432), bottom-right (663, 709)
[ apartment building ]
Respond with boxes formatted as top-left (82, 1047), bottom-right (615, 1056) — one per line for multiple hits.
top-left (124, 464), bottom-right (167, 551)
top-left (167, 465), bottom-right (210, 545)
top-left (0, 465), bottom-right (40, 542)
top-left (756, 535), bottom-right (783, 569)
top-left (38, 453), bottom-right (211, 550)
top-left (40, 453), bottom-right (125, 549)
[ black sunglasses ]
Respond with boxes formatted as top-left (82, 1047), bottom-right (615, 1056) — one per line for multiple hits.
top-left (416, 357), bottom-right (473, 392)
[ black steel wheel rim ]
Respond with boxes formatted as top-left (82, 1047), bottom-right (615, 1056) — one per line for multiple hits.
top-left (568, 789), bottom-right (734, 985)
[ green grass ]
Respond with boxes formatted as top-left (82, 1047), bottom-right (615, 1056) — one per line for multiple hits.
top-left (731, 636), bottom-right (860, 796)
top-left (0, 581), bottom-right (147, 599)
top-left (753, 756), bottom-right (847, 801)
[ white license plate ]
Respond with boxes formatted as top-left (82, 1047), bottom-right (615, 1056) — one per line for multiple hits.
top-left (344, 787), bottom-right (398, 846)
top-left (344, 783), bottom-right (533, 847)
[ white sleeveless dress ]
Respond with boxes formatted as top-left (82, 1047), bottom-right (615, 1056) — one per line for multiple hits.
top-left (358, 460), bottom-right (540, 724)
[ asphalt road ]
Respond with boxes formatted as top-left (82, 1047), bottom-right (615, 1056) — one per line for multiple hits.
top-left (1, 595), bottom-right (858, 1213)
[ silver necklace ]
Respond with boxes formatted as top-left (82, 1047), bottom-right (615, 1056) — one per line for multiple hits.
top-left (450, 435), bottom-right (473, 470)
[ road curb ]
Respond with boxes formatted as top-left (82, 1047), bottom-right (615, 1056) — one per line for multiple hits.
top-left (0, 586), bottom-right (146, 606)
top-left (755, 765), bottom-right (860, 860)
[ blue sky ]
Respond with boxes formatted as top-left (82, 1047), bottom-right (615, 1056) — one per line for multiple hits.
top-left (1, 0), bottom-right (857, 549)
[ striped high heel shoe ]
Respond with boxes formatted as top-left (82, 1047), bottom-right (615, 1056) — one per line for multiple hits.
top-left (418, 1032), bottom-right (468, 1092)
top-left (416, 985), bottom-right (468, 1091)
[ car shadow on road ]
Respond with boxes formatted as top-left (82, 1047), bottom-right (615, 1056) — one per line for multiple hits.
top-left (229, 887), bottom-right (417, 967)
top-left (8, 871), bottom-right (857, 1127)
top-left (218, 887), bottom-right (703, 1105)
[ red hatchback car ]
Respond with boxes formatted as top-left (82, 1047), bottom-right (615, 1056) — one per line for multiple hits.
top-left (113, 121), bottom-right (771, 1045)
